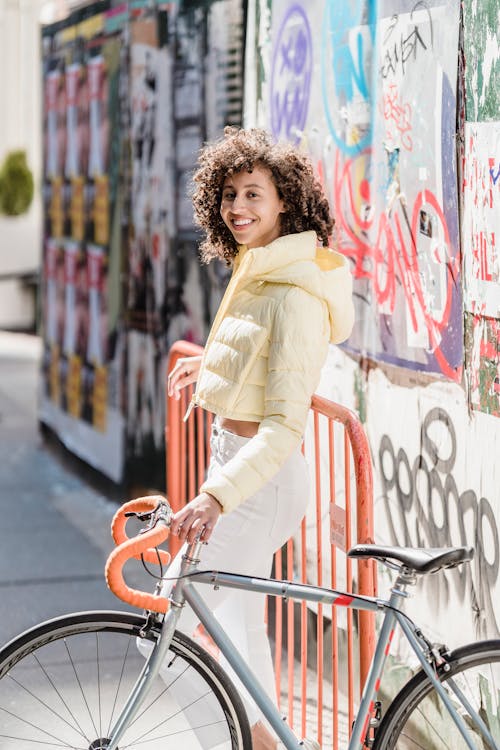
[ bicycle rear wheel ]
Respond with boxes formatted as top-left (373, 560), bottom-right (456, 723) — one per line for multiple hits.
top-left (373, 639), bottom-right (500, 750)
top-left (0, 610), bottom-right (251, 749)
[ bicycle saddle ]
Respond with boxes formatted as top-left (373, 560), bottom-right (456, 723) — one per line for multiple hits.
top-left (347, 544), bottom-right (474, 573)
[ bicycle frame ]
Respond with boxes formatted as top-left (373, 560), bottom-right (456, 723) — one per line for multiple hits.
top-left (107, 539), bottom-right (495, 750)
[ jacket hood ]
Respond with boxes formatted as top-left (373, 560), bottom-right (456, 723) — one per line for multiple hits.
top-left (235, 231), bottom-right (354, 344)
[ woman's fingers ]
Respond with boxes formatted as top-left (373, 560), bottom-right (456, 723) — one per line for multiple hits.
top-left (167, 357), bottom-right (201, 398)
top-left (171, 494), bottom-right (221, 542)
top-left (170, 508), bottom-right (190, 539)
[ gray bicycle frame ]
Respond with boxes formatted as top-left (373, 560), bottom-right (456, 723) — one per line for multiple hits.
top-left (107, 540), bottom-right (497, 750)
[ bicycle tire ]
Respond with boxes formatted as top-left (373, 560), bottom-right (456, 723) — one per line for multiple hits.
top-left (373, 639), bottom-right (500, 750)
top-left (0, 609), bottom-right (252, 749)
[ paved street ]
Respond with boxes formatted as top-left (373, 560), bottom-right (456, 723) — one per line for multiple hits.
top-left (0, 331), bottom-right (135, 646)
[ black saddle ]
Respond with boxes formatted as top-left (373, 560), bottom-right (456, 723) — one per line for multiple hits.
top-left (347, 544), bottom-right (474, 574)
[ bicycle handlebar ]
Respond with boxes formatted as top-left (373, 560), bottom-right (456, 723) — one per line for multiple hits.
top-left (105, 496), bottom-right (172, 614)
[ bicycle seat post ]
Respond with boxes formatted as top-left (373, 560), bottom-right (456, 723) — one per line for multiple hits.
top-left (389, 565), bottom-right (417, 604)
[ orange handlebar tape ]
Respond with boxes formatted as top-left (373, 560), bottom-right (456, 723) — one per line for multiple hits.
top-left (106, 496), bottom-right (172, 612)
top-left (111, 496), bottom-right (170, 566)
top-left (105, 522), bottom-right (170, 613)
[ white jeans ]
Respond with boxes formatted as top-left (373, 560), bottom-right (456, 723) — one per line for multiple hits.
top-left (162, 420), bottom-right (310, 725)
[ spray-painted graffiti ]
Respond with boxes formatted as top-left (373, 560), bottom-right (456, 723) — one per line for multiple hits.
top-left (270, 4), bottom-right (313, 143)
top-left (268, 0), bottom-right (461, 379)
top-left (462, 123), bottom-right (500, 319)
top-left (381, 84), bottom-right (413, 151)
top-left (379, 406), bottom-right (499, 638)
top-left (379, 3), bottom-right (434, 79)
top-left (320, 0), bottom-right (374, 155)
top-left (490, 161), bottom-right (500, 186)
top-left (333, 147), bottom-right (461, 380)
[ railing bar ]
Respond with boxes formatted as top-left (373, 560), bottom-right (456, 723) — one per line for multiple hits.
top-left (287, 538), bottom-right (294, 729)
top-left (313, 411), bottom-right (323, 746)
top-left (187, 386), bottom-right (196, 498)
top-left (329, 418), bottom-right (339, 750)
top-left (196, 403), bottom-right (205, 490)
top-left (344, 429), bottom-right (354, 731)
top-left (179, 390), bottom-right (187, 511)
top-left (300, 515), bottom-right (307, 739)
top-left (274, 546), bottom-right (283, 710)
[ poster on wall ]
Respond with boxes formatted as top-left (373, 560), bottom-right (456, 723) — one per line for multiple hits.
top-left (39, 4), bottom-right (125, 483)
top-left (462, 122), bottom-right (500, 416)
top-left (265, 0), bottom-right (462, 382)
top-left (125, 12), bottom-right (173, 482)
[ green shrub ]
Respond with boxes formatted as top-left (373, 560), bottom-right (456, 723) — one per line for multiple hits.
top-left (0, 150), bottom-right (34, 216)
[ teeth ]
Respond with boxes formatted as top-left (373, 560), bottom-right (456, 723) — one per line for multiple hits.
top-left (233, 219), bottom-right (253, 227)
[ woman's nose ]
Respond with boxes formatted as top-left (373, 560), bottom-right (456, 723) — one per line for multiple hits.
top-left (231, 193), bottom-right (246, 210)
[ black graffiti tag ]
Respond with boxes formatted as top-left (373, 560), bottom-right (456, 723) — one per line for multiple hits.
top-left (379, 407), bottom-right (499, 638)
top-left (380, 2), bottom-right (434, 79)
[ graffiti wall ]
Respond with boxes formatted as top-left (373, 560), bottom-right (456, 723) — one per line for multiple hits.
top-left (248, 0), bottom-right (500, 643)
top-left (368, 369), bottom-right (500, 645)
top-left (265, 0), bottom-right (462, 381)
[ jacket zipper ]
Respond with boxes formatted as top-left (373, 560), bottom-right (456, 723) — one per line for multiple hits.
top-left (182, 250), bottom-right (252, 422)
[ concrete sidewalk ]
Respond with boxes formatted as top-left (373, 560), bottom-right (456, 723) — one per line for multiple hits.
top-left (0, 331), bottom-right (132, 645)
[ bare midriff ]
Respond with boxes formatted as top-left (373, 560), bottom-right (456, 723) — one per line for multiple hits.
top-left (218, 417), bottom-right (260, 438)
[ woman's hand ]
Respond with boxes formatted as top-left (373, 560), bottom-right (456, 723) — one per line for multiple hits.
top-left (167, 355), bottom-right (202, 400)
top-left (170, 492), bottom-right (223, 543)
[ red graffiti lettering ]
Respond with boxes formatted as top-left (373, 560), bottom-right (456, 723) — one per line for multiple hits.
top-left (333, 148), bottom-right (461, 381)
top-left (381, 84), bottom-right (413, 151)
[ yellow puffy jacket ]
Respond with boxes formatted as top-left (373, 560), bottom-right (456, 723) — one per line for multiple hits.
top-left (188, 230), bottom-right (354, 513)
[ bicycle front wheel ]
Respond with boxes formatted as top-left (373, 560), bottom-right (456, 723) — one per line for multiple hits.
top-left (0, 610), bottom-right (251, 749)
top-left (374, 639), bottom-right (500, 750)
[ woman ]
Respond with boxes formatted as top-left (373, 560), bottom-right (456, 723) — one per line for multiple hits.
top-left (166, 127), bottom-right (354, 749)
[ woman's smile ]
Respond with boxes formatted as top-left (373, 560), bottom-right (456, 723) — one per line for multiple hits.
top-left (231, 218), bottom-right (254, 228)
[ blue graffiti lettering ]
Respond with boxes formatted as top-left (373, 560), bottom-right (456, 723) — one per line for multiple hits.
top-left (320, 0), bottom-right (375, 156)
top-left (270, 5), bottom-right (312, 144)
top-left (328, 4), bottom-right (370, 102)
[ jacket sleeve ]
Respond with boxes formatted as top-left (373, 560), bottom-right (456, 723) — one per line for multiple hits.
top-left (199, 286), bottom-right (330, 513)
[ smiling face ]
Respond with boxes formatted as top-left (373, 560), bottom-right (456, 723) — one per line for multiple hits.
top-left (220, 165), bottom-right (285, 249)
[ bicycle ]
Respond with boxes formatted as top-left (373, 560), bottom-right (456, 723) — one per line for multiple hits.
top-left (0, 495), bottom-right (499, 750)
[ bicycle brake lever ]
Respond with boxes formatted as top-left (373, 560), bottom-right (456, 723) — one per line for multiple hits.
top-left (124, 510), bottom-right (154, 521)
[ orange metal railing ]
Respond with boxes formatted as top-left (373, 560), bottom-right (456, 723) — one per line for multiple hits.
top-left (165, 340), bottom-right (376, 747)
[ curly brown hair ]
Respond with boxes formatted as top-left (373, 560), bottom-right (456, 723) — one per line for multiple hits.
top-left (191, 127), bottom-right (334, 264)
